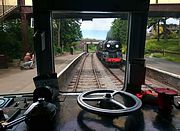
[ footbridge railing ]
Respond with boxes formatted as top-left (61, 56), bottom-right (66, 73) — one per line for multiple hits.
top-left (0, 0), bottom-right (18, 18)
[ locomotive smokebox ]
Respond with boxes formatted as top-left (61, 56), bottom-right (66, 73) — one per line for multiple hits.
top-left (126, 58), bottom-right (146, 94)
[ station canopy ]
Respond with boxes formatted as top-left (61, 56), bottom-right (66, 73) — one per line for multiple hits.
top-left (33, 0), bottom-right (150, 15)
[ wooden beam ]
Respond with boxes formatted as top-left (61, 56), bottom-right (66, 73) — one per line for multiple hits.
top-left (149, 4), bottom-right (180, 12)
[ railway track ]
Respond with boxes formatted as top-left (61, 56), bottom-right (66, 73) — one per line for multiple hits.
top-left (103, 66), bottom-right (124, 87)
top-left (66, 53), bottom-right (124, 92)
top-left (72, 53), bottom-right (101, 92)
top-left (59, 53), bottom-right (179, 95)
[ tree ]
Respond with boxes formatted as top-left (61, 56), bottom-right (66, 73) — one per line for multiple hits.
top-left (52, 19), bottom-right (82, 52)
top-left (147, 17), bottom-right (169, 41)
top-left (106, 18), bottom-right (128, 44)
top-left (0, 19), bottom-right (33, 59)
top-left (106, 29), bottom-right (113, 40)
top-left (61, 19), bottom-right (82, 44)
top-left (148, 17), bottom-right (162, 41)
top-left (179, 18), bottom-right (180, 47)
top-left (147, 17), bottom-right (161, 28)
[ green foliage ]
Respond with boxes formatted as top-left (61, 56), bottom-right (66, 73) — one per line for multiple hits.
top-left (70, 41), bottom-right (81, 51)
top-left (147, 17), bottom-right (179, 40)
top-left (150, 53), bottom-right (180, 63)
top-left (145, 39), bottom-right (161, 51)
top-left (61, 19), bottom-right (82, 43)
top-left (0, 19), bottom-right (34, 59)
top-left (106, 18), bottom-right (128, 54)
top-left (146, 39), bottom-right (180, 52)
top-left (52, 19), bottom-right (82, 48)
top-left (0, 20), bottom-right (22, 59)
top-left (145, 39), bottom-right (180, 62)
top-left (147, 17), bottom-right (161, 28)
top-left (150, 25), bottom-right (178, 40)
top-left (164, 55), bottom-right (180, 62)
top-left (167, 31), bottom-right (179, 39)
top-left (52, 19), bottom-right (82, 55)
top-left (88, 44), bottom-right (96, 52)
top-left (54, 44), bottom-right (62, 55)
top-left (122, 44), bottom-right (127, 54)
top-left (71, 41), bottom-right (79, 47)
top-left (106, 18), bottom-right (128, 44)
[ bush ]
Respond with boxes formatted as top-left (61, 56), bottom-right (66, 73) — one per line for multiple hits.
top-left (145, 39), bottom-right (161, 51)
top-left (0, 32), bottom-right (22, 60)
top-left (0, 20), bottom-right (34, 60)
top-left (122, 44), bottom-right (127, 54)
top-left (145, 39), bottom-right (180, 62)
top-left (54, 45), bottom-right (62, 55)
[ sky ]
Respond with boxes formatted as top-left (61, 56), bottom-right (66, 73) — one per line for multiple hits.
top-left (80, 18), bottom-right (179, 40)
top-left (166, 18), bottom-right (179, 24)
top-left (81, 18), bottom-right (114, 40)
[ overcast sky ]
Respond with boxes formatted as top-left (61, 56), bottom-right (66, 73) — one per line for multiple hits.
top-left (166, 18), bottom-right (179, 24)
top-left (80, 18), bottom-right (179, 39)
top-left (81, 18), bottom-right (114, 31)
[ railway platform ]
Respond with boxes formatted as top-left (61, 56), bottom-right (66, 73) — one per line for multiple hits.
top-left (0, 52), bottom-right (179, 94)
top-left (146, 57), bottom-right (180, 76)
top-left (0, 52), bottom-right (81, 94)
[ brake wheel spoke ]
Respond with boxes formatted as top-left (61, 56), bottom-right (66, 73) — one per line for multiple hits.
top-left (82, 97), bottom-right (104, 101)
top-left (110, 99), bottom-right (127, 109)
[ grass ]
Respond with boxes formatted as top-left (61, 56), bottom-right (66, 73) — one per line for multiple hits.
top-left (146, 39), bottom-right (180, 52)
top-left (145, 39), bottom-right (180, 63)
top-left (88, 44), bottom-right (97, 53)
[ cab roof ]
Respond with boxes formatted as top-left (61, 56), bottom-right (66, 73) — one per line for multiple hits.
top-left (33, 0), bottom-right (150, 12)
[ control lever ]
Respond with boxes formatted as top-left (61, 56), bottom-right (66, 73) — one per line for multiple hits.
top-left (0, 99), bottom-right (41, 130)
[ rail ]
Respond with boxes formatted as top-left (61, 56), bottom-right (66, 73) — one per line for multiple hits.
top-left (104, 66), bottom-right (124, 85)
top-left (91, 53), bottom-right (101, 88)
top-left (72, 53), bottom-right (102, 91)
top-left (73, 53), bottom-right (89, 92)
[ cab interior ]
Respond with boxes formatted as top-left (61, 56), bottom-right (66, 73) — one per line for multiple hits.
top-left (0, 0), bottom-right (179, 130)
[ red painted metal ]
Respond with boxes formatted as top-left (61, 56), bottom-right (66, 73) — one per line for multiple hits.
top-left (155, 88), bottom-right (178, 113)
top-left (105, 58), bottom-right (121, 62)
top-left (135, 89), bottom-right (158, 105)
top-left (155, 88), bottom-right (178, 95)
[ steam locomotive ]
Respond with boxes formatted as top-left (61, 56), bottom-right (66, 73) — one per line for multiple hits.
top-left (96, 40), bottom-right (123, 67)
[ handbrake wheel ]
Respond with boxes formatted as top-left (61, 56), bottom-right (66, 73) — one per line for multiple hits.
top-left (77, 89), bottom-right (142, 116)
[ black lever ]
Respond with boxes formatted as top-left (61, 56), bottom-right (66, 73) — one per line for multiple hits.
top-left (0, 100), bottom-right (39, 130)
top-left (0, 97), bottom-right (57, 130)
